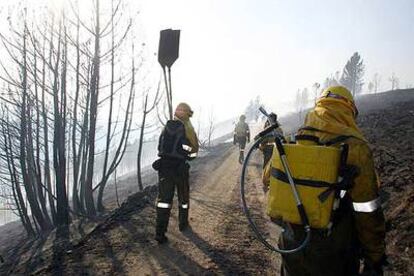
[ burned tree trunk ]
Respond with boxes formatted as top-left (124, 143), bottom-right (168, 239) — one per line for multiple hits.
top-left (136, 84), bottom-right (160, 191)
top-left (97, 0), bottom-right (116, 212)
top-left (2, 114), bottom-right (35, 236)
top-left (137, 95), bottom-right (148, 191)
top-left (51, 21), bottom-right (69, 228)
top-left (96, 48), bottom-right (136, 211)
top-left (71, 5), bottom-right (82, 214)
top-left (20, 24), bottom-right (50, 233)
top-left (42, 31), bottom-right (57, 223)
top-left (84, 0), bottom-right (101, 217)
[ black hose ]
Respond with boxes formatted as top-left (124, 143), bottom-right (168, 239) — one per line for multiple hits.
top-left (240, 136), bottom-right (311, 254)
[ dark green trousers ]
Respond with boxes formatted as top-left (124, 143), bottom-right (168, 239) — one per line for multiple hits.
top-left (155, 160), bottom-right (190, 235)
top-left (280, 210), bottom-right (360, 276)
top-left (263, 146), bottom-right (273, 168)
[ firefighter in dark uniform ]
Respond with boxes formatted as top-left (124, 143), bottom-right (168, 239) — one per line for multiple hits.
top-left (259, 113), bottom-right (283, 169)
top-left (153, 103), bottom-right (199, 244)
top-left (234, 115), bottom-right (250, 164)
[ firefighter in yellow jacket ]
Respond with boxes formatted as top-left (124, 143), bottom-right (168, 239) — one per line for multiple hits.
top-left (259, 112), bottom-right (283, 169)
top-left (153, 103), bottom-right (199, 244)
top-left (234, 115), bottom-right (250, 164)
top-left (263, 86), bottom-right (386, 275)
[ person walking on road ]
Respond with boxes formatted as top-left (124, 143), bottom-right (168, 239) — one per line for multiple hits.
top-left (234, 115), bottom-right (250, 164)
top-left (153, 103), bottom-right (199, 244)
top-left (263, 86), bottom-right (386, 276)
top-left (259, 112), bottom-right (283, 169)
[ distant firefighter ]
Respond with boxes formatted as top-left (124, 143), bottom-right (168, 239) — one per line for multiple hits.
top-left (259, 112), bottom-right (283, 169)
top-left (153, 103), bottom-right (199, 244)
top-left (234, 115), bottom-right (250, 164)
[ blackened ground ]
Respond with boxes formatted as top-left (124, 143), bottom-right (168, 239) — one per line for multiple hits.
top-left (359, 99), bottom-right (414, 275)
top-left (1, 90), bottom-right (414, 276)
top-left (1, 143), bottom-right (280, 275)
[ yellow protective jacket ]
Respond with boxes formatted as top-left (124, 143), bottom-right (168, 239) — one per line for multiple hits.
top-left (259, 120), bottom-right (283, 152)
top-left (234, 121), bottom-right (250, 140)
top-left (263, 97), bottom-right (385, 265)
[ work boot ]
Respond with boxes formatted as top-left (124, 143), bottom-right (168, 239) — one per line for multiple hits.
top-left (156, 207), bottom-right (171, 235)
top-left (239, 152), bottom-right (244, 164)
top-left (179, 207), bottom-right (189, 232)
top-left (179, 222), bottom-right (189, 232)
top-left (155, 233), bottom-right (168, 244)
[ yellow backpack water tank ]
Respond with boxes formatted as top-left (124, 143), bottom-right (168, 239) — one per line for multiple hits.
top-left (267, 142), bottom-right (342, 229)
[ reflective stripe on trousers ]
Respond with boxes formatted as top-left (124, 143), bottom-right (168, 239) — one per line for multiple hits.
top-left (352, 197), bottom-right (380, 213)
top-left (157, 202), bottom-right (172, 209)
top-left (181, 204), bottom-right (189, 209)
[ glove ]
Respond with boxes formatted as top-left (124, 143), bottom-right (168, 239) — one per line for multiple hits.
top-left (361, 265), bottom-right (382, 276)
top-left (361, 256), bottom-right (387, 276)
top-left (152, 159), bottom-right (161, 171)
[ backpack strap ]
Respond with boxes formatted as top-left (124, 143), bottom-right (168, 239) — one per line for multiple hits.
top-left (271, 167), bottom-right (334, 188)
top-left (295, 134), bottom-right (322, 145)
top-left (324, 135), bottom-right (353, 146)
top-left (299, 126), bottom-right (353, 146)
top-left (299, 126), bottom-right (321, 132)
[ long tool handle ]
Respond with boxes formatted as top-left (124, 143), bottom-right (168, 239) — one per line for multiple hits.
top-left (274, 138), bottom-right (310, 229)
top-left (168, 67), bottom-right (173, 119)
top-left (240, 136), bottom-right (311, 254)
top-left (259, 106), bottom-right (270, 118)
top-left (254, 123), bottom-right (279, 140)
top-left (162, 66), bottom-right (173, 120)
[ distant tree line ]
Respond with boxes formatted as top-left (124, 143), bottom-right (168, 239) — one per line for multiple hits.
top-left (294, 51), bottom-right (405, 118)
top-left (244, 96), bottom-right (262, 122)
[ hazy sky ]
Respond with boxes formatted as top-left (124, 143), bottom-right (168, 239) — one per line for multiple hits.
top-left (1, 0), bottom-right (414, 121)
top-left (137, 0), bottom-right (414, 120)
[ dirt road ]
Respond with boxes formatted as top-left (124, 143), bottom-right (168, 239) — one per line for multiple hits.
top-left (14, 143), bottom-right (280, 275)
top-left (3, 92), bottom-right (414, 275)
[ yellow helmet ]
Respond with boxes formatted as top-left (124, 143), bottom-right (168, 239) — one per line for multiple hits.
top-left (320, 86), bottom-right (354, 102)
top-left (319, 86), bottom-right (358, 117)
top-left (175, 102), bottom-right (194, 119)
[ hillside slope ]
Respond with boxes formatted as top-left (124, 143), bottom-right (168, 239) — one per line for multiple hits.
top-left (359, 98), bottom-right (414, 275)
top-left (1, 90), bottom-right (413, 275)
top-left (1, 143), bottom-right (280, 275)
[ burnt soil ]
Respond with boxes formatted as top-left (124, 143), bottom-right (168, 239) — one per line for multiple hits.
top-left (1, 90), bottom-right (414, 276)
top-left (359, 98), bottom-right (414, 275)
top-left (1, 143), bottom-right (280, 275)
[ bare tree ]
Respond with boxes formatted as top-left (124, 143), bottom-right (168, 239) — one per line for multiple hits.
top-left (389, 73), bottom-right (399, 91)
top-left (323, 74), bottom-right (340, 89)
top-left (95, 0), bottom-right (136, 213)
top-left (312, 82), bottom-right (320, 104)
top-left (207, 108), bottom-right (215, 148)
top-left (295, 88), bottom-right (309, 122)
top-left (196, 107), bottom-right (202, 140)
top-left (136, 83), bottom-right (161, 191)
top-left (373, 73), bottom-right (381, 93)
top-left (0, 108), bottom-right (35, 236)
top-left (52, 15), bottom-right (70, 228)
top-left (0, 0), bottom-right (143, 235)
top-left (368, 82), bottom-right (374, 94)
